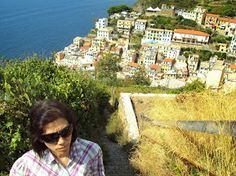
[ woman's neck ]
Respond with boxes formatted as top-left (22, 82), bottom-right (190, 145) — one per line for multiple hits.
top-left (57, 156), bottom-right (70, 167)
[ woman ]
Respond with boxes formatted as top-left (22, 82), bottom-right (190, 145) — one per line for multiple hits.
top-left (10, 100), bottom-right (105, 176)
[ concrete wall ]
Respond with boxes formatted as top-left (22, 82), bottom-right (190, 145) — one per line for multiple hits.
top-left (118, 93), bottom-right (176, 143)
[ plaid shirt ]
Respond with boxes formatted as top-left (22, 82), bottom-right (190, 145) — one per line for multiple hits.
top-left (10, 138), bottom-right (105, 176)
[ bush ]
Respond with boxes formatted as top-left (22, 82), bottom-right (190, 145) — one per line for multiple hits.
top-left (172, 80), bottom-right (205, 94)
top-left (211, 33), bottom-right (227, 43)
top-left (198, 50), bottom-right (213, 61)
top-left (106, 110), bottom-right (128, 144)
top-left (0, 58), bottom-right (110, 173)
top-left (207, 5), bottom-right (236, 17)
top-left (107, 4), bottom-right (132, 16)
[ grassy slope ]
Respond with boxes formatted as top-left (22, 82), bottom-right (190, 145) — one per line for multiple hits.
top-left (130, 91), bottom-right (236, 175)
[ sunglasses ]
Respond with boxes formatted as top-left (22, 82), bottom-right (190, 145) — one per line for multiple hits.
top-left (41, 124), bottom-right (73, 144)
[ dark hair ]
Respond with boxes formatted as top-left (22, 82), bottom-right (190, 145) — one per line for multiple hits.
top-left (29, 100), bottom-right (78, 157)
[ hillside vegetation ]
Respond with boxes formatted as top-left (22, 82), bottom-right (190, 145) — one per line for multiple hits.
top-left (134, 0), bottom-right (236, 17)
top-left (130, 91), bottom-right (236, 175)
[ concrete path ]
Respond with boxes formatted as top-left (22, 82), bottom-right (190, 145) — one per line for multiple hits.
top-left (100, 132), bottom-right (135, 176)
top-left (99, 109), bottom-right (135, 176)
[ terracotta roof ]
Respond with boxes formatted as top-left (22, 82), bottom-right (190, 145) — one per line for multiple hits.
top-left (83, 41), bottom-right (92, 47)
top-left (93, 60), bottom-right (97, 66)
top-left (219, 17), bottom-right (236, 24)
top-left (174, 29), bottom-right (209, 37)
top-left (163, 58), bottom-right (174, 62)
top-left (110, 47), bottom-right (118, 52)
top-left (80, 46), bottom-right (90, 51)
top-left (150, 64), bottom-right (159, 70)
top-left (219, 17), bottom-right (229, 22)
top-left (229, 64), bottom-right (236, 69)
top-left (228, 18), bottom-right (236, 24)
top-left (206, 13), bottom-right (220, 17)
top-left (128, 62), bottom-right (140, 68)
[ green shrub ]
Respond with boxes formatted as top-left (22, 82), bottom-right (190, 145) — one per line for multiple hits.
top-left (106, 110), bottom-right (128, 145)
top-left (172, 80), bottom-right (205, 94)
top-left (107, 4), bottom-right (132, 16)
top-left (0, 58), bottom-right (110, 173)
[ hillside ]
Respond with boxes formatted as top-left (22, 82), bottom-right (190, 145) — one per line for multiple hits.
top-left (129, 92), bottom-right (236, 175)
top-left (133, 0), bottom-right (236, 17)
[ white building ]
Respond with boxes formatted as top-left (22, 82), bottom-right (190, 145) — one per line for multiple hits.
top-left (95, 18), bottom-right (108, 29)
top-left (134, 19), bottom-right (147, 32)
top-left (227, 20), bottom-right (236, 37)
top-left (177, 10), bottom-right (197, 21)
top-left (217, 18), bottom-right (236, 37)
top-left (229, 35), bottom-right (236, 54)
top-left (91, 38), bottom-right (107, 52)
top-left (206, 68), bottom-right (224, 89)
top-left (172, 29), bottom-right (209, 45)
top-left (194, 6), bottom-right (206, 25)
top-left (117, 19), bottom-right (135, 36)
top-left (187, 54), bottom-right (200, 76)
top-left (97, 27), bottom-right (113, 41)
top-left (79, 58), bottom-right (95, 72)
top-left (122, 49), bottom-right (137, 63)
top-left (198, 61), bottom-right (209, 76)
top-left (57, 55), bottom-right (80, 68)
top-left (64, 44), bottom-right (80, 56)
top-left (157, 44), bottom-right (181, 59)
top-left (177, 6), bottom-right (206, 25)
top-left (73, 36), bottom-right (83, 47)
top-left (139, 45), bottom-right (158, 66)
top-left (142, 28), bottom-right (173, 44)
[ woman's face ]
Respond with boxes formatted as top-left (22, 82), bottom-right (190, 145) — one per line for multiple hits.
top-left (42, 118), bottom-right (72, 159)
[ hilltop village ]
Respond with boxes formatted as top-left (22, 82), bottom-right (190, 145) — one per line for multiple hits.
top-left (55, 4), bottom-right (236, 90)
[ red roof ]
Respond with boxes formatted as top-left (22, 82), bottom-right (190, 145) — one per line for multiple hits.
top-left (219, 17), bottom-right (236, 24)
top-left (83, 41), bottom-right (92, 47)
top-left (163, 58), bottom-right (174, 62)
top-left (174, 29), bottom-right (209, 37)
top-left (80, 46), bottom-right (90, 51)
top-left (93, 60), bottom-right (97, 66)
top-left (219, 17), bottom-right (229, 22)
top-left (206, 13), bottom-right (220, 17)
top-left (110, 47), bottom-right (119, 52)
top-left (229, 64), bottom-right (236, 69)
top-left (228, 18), bottom-right (236, 24)
top-left (128, 62), bottom-right (140, 68)
top-left (150, 64), bottom-right (159, 70)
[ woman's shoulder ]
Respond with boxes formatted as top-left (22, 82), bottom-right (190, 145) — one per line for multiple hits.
top-left (10, 150), bottom-right (39, 175)
top-left (75, 138), bottom-right (102, 152)
top-left (71, 138), bottom-right (103, 160)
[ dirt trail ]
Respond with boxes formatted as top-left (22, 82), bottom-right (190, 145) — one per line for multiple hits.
top-left (100, 109), bottom-right (135, 176)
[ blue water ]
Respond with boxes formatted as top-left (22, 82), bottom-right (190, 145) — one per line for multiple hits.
top-left (0, 0), bottom-right (135, 58)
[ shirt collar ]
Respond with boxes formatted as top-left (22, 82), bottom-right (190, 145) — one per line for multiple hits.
top-left (43, 149), bottom-right (57, 165)
top-left (42, 138), bottom-right (80, 165)
top-left (69, 138), bottom-right (81, 159)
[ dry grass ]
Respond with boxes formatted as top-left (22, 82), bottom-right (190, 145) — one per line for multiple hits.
top-left (130, 91), bottom-right (236, 176)
top-left (148, 91), bottom-right (236, 121)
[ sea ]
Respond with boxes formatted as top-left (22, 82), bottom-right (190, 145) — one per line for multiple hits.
top-left (0, 0), bottom-right (136, 59)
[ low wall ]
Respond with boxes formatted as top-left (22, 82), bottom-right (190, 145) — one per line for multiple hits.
top-left (118, 93), bottom-right (176, 143)
top-left (119, 93), bottom-right (139, 143)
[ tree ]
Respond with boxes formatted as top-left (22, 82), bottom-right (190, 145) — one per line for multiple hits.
top-left (107, 4), bottom-right (132, 16)
top-left (96, 53), bottom-right (121, 86)
top-left (198, 50), bottom-right (212, 61)
top-left (208, 5), bottom-right (235, 17)
top-left (131, 67), bottom-right (151, 86)
top-left (211, 33), bottom-right (227, 43)
top-left (179, 19), bottom-right (197, 28)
